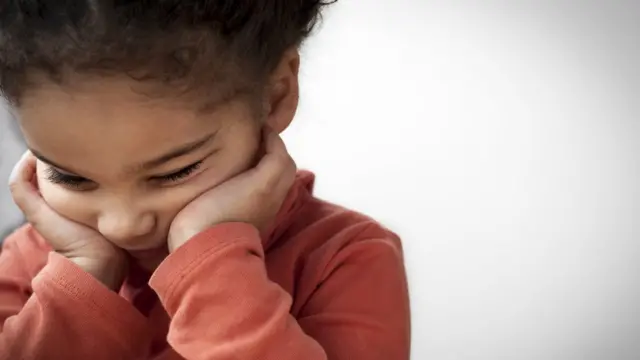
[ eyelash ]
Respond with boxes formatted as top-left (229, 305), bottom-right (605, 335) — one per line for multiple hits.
top-left (150, 161), bottom-right (203, 182)
top-left (46, 161), bottom-right (204, 189)
top-left (45, 168), bottom-right (87, 189)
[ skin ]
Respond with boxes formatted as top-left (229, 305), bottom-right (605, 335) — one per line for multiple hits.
top-left (9, 50), bottom-right (300, 286)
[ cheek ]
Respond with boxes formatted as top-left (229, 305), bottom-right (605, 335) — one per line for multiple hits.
top-left (35, 168), bottom-right (94, 225)
top-left (145, 173), bottom-right (221, 229)
top-left (150, 159), bottom-right (244, 226)
top-left (166, 167), bottom-right (225, 208)
top-left (151, 189), bottom-right (194, 221)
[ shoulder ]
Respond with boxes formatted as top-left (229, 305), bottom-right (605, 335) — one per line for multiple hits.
top-left (302, 197), bottom-right (400, 247)
top-left (278, 171), bottom-right (402, 254)
top-left (281, 193), bottom-right (404, 276)
top-left (282, 193), bottom-right (408, 314)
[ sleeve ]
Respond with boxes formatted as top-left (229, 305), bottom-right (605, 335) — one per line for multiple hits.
top-left (297, 235), bottom-right (412, 360)
top-left (149, 222), bottom-right (411, 360)
top-left (0, 229), bottom-right (152, 360)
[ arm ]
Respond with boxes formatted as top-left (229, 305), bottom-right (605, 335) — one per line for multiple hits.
top-left (0, 228), bottom-right (43, 329)
top-left (150, 223), bottom-right (411, 360)
top-left (298, 235), bottom-right (411, 360)
top-left (0, 229), bottom-right (151, 360)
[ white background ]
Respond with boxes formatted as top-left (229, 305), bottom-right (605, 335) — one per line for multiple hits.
top-left (289, 1), bottom-right (640, 359)
top-left (2, 1), bottom-right (640, 359)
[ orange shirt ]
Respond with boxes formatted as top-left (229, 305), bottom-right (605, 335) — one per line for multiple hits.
top-left (0, 171), bottom-right (410, 359)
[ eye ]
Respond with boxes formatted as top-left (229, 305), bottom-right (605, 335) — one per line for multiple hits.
top-left (45, 168), bottom-right (92, 190)
top-left (151, 160), bottom-right (203, 184)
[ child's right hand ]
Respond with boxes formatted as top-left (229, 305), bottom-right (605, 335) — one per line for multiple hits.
top-left (9, 152), bottom-right (128, 291)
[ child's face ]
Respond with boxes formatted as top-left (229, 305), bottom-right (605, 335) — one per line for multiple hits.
top-left (17, 77), bottom-right (263, 267)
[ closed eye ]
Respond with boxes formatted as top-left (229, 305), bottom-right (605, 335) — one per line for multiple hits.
top-left (45, 159), bottom-right (206, 191)
top-left (150, 160), bottom-right (203, 183)
top-left (45, 168), bottom-right (91, 189)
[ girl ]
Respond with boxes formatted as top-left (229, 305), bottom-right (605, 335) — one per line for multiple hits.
top-left (0, 1), bottom-right (410, 359)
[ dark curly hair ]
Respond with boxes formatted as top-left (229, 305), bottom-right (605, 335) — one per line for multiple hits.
top-left (0, 0), bottom-right (335, 108)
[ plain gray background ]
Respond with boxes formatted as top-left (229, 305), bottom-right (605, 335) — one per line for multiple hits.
top-left (1, 1), bottom-right (639, 359)
top-left (0, 108), bottom-right (23, 234)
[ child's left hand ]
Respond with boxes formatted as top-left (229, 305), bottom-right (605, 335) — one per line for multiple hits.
top-left (167, 127), bottom-right (297, 252)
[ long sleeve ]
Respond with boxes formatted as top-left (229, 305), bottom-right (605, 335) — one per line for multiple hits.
top-left (0, 228), bottom-right (152, 360)
top-left (149, 222), bottom-right (411, 360)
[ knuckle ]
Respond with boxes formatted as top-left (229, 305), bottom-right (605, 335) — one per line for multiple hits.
top-left (8, 178), bottom-right (20, 194)
top-left (269, 152), bottom-right (293, 175)
top-left (26, 214), bottom-right (42, 230)
top-left (8, 169), bottom-right (22, 190)
top-left (8, 181), bottom-right (24, 204)
top-left (281, 158), bottom-right (297, 181)
top-left (285, 156), bottom-right (297, 174)
top-left (260, 177), bottom-right (278, 196)
top-left (8, 165), bottom-right (28, 194)
top-left (22, 206), bottom-right (41, 229)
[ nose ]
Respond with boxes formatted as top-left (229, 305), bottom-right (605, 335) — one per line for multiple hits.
top-left (97, 205), bottom-right (156, 247)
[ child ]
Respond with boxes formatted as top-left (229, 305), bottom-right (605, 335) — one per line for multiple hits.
top-left (0, 1), bottom-right (410, 359)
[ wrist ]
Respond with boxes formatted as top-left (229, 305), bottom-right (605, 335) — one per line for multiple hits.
top-left (70, 254), bottom-right (128, 291)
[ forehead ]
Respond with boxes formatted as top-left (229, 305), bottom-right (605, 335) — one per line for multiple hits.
top-left (16, 78), bottom-right (238, 171)
top-left (21, 79), bottom-right (206, 135)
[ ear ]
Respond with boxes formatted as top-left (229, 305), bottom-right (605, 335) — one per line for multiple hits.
top-left (264, 49), bottom-right (300, 134)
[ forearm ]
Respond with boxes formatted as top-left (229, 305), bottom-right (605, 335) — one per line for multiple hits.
top-left (151, 224), bottom-right (326, 360)
top-left (0, 252), bottom-right (149, 360)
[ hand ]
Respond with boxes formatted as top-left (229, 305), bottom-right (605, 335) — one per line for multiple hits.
top-left (9, 152), bottom-right (128, 290)
top-left (168, 127), bottom-right (297, 252)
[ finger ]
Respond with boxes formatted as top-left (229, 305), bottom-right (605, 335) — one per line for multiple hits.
top-left (8, 153), bottom-right (100, 254)
top-left (8, 152), bottom-right (41, 215)
top-left (262, 126), bottom-right (288, 157)
top-left (9, 151), bottom-right (36, 183)
top-left (252, 128), bottom-right (297, 196)
top-left (257, 127), bottom-right (296, 174)
top-left (9, 153), bottom-right (66, 236)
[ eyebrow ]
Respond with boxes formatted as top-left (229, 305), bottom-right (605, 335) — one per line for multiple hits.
top-left (29, 132), bottom-right (217, 176)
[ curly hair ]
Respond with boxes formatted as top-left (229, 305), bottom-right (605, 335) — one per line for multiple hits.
top-left (0, 0), bottom-right (335, 108)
